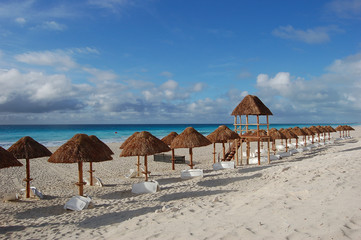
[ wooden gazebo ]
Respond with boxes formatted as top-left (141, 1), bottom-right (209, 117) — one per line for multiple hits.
top-left (231, 95), bottom-right (273, 165)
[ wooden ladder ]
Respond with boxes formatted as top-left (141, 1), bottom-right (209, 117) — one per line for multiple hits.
top-left (224, 140), bottom-right (241, 161)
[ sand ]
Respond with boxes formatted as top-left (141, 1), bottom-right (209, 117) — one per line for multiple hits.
top-left (0, 127), bottom-right (360, 239)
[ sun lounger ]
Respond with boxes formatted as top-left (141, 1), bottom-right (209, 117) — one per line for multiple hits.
top-left (181, 169), bottom-right (203, 179)
top-left (213, 161), bottom-right (235, 170)
top-left (64, 195), bottom-right (92, 211)
top-left (132, 180), bottom-right (160, 194)
top-left (248, 157), bottom-right (267, 164)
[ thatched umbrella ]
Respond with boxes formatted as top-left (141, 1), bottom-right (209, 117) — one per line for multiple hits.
top-left (120, 132), bottom-right (141, 175)
top-left (335, 125), bottom-right (344, 138)
top-left (120, 131), bottom-right (170, 181)
top-left (290, 127), bottom-right (308, 148)
top-left (161, 132), bottom-right (178, 170)
top-left (268, 128), bottom-right (287, 154)
top-left (309, 126), bottom-right (322, 142)
top-left (0, 146), bottom-right (23, 169)
top-left (171, 127), bottom-right (211, 169)
top-left (302, 127), bottom-right (315, 144)
top-left (325, 126), bottom-right (336, 140)
top-left (316, 126), bottom-right (327, 143)
top-left (88, 135), bottom-right (114, 186)
top-left (280, 129), bottom-right (298, 152)
top-left (48, 134), bottom-right (112, 196)
top-left (344, 125), bottom-right (354, 137)
top-left (206, 125), bottom-right (239, 163)
top-left (8, 136), bottom-right (52, 198)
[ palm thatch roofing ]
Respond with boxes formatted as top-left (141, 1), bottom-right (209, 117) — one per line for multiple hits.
top-left (120, 132), bottom-right (139, 149)
top-left (241, 129), bottom-right (268, 142)
top-left (206, 125), bottom-right (239, 143)
top-left (231, 95), bottom-right (273, 116)
top-left (335, 125), bottom-right (344, 131)
top-left (326, 126), bottom-right (337, 132)
top-left (280, 129), bottom-right (298, 139)
top-left (0, 146), bottom-right (23, 169)
top-left (120, 131), bottom-right (170, 157)
top-left (302, 127), bottom-right (315, 135)
top-left (161, 132), bottom-right (178, 145)
top-left (290, 127), bottom-right (308, 136)
top-left (309, 126), bottom-right (322, 134)
top-left (89, 135), bottom-right (114, 156)
top-left (48, 134), bottom-right (113, 163)
top-left (345, 125), bottom-right (355, 131)
top-left (316, 125), bottom-right (326, 133)
top-left (171, 127), bottom-right (211, 149)
top-left (268, 128), bottom-right (287, 140)
top-left (8, 136), bottom-right (52, 159)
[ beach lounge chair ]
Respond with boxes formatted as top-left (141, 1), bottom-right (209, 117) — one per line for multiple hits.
top-left (132, 180), bottom-right (160, 194)
top-left (64, 195), bottom-right (92, 211)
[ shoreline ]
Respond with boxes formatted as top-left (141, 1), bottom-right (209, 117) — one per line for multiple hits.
top-left (1, 127), bottom-right (360, 239)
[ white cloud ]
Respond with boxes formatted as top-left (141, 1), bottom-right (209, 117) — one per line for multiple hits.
top-left (325, 0), bottom-right (361, 19)
top-left (15, 50), bottom-right (77, 70)
top-left (192, 82), bottom-right (205, 92)
top-left (254, 51), bottom-right (361, 122)
top-left (272, 25), bottom-right (342, 44)
top-left (87, 0), bottom-right (136, 13)
top-left (83, 67), bottom-right (118, 83)
top-left (15, 17), bottom-right (26, 24)
top-left (160, 71), bottom-right (173, 78)
top-left (161, 79), bottom-right (178, 90)
top-left (35, 21), bottom-right (67, 31)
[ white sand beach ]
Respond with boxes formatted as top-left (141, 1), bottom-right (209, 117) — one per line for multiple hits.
top-left (1, 127), bottom-right (361, 239)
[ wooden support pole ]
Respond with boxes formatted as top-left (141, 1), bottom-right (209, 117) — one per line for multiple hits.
top-left (235, 139), bottom-right (239, 166)
top-left (257, 115), bottom-right (260, 165)
top-left (189, 148), bottom-right (194, 169)
top-left (171, 149), bottom-right (175, 170)
top-left (88, 162), bottom-right (94, 186)
top-left (222, 142), bottom-right (226, 161)
top-left (77, 161), bottom-right (84, 196)
top-left (24, 158), bottom-right (32, 198)
top-left (137, 156), bottom-right (141, 176)
top-left (144, 155), bottom-right (149, 181)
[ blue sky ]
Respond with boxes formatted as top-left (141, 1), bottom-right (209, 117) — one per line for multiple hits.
top-left (0, 0), bottom-right (361, 124)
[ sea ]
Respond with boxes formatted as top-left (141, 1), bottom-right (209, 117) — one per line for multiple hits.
top-left (0, 123), bottom-right (351, 149)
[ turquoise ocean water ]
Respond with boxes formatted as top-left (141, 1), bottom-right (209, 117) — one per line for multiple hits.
top-left (0, 123), bottom-right (347, 148)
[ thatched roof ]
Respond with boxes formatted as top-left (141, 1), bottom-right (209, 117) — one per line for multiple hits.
top-left (345, 125), bottom-right (355, 131)
top-left (268, 128), bottom-right (287, 140)
top-left (8, 136), bottom-right (52, 159)
top-left (309, 126), bottom-right (322, 134)
top-left (161, 132), bottom-right (178, 145)
top-left (206, 125), bottom-right (239, 143)
top-left (120, 131), bottom-right (170, 157)
top-left (316, 125), bottom-right (326, 133)
top-left (231, 95), bottom-right (273, 116)
top-left (120, 132), bottom-right (139, 149)
top-left (48, 134), bottom-right (113, 164)
top-left (242, 130), bottom-right (268, 142)
top-left (280, 129), bottom-right (298, 139)
top-left (171, 127), bottom-right (211, 149)
top-left (0, 146), bottom-right (23, 169)
top-left (335, 125), bottom-right (344, 131)
top-left (326, 126), bottom-right (337, 132)
top-left (290, 127), bottom-right (307, 136)
top-left (302, 127), bottom-right (315, 135)
top-left (89, 135), bottom-right (114, 156)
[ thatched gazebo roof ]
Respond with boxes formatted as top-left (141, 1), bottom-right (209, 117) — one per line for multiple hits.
top-left (206, 125), bottom-right (239, 143)
top-left (0, 146), bottom-right (23, 169)
top-left (335, 125), bottom-right (344, 131)
top-left (231, 95), bottom-right (273, 116)
top-left (48, 134), bottom-right (113, 164)
top-left (120, 131), bottom-right (170, 157)
top-left (120, 132), bottom-right (139, 149)
top-left (242, 130), bottom-right (268, 142)
top-left (8, 136), bottom-right (52, 159)
top-left (161, 132), bottom-right (178, 145)
top-left (171, 127), bottom-right (211, 149)
top-left (89, 135), bottom-right (114, 156)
